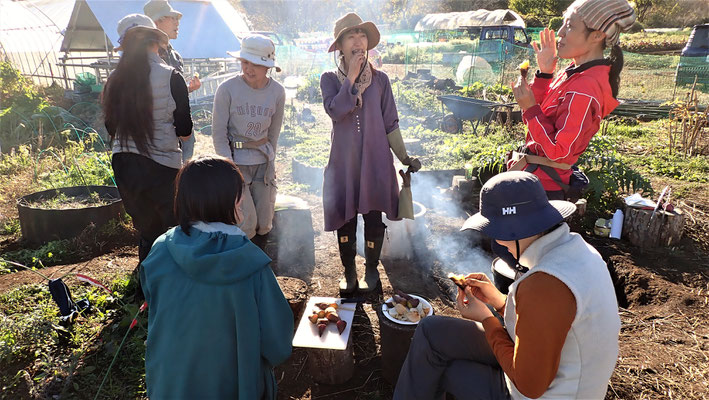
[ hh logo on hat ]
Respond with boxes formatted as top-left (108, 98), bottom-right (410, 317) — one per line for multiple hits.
top-left (502, 207), bottom-right (517, 215)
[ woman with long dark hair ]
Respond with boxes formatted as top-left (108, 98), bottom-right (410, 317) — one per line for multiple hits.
top-left (509, 0), bottom-right (636, 200)
top-left (103, 14), bottom-right (193, 263)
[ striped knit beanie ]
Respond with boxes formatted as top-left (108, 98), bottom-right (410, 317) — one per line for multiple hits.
top-left (565, 0), bottom-right (636, 47)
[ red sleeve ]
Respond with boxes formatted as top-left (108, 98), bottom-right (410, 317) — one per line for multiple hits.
top-left (522, 82), bottom-right (602, 163)
top-left (530, 74), bottom-right (553, 105)
top-left (483, 272), bottom-right (576, 399)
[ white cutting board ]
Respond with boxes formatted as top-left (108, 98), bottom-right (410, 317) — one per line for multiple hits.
top-left (292, 297), bottom-right (355, 350)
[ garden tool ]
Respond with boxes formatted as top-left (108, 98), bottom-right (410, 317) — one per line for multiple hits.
top-left (359, 221), bottom-right (386, 292)
top-left (337, 222), bottom-right (358, 294)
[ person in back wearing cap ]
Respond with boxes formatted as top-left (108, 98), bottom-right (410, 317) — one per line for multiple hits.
top-left (508, 0), bottom-right (636, 201)
top-left (212, 34), bottom-right (285, 246)
top-left (144, 0), bottom-right (201, 163)
top-left (103, 14), bottom-right (193, 274)
top-left (394, 171), bottom-right (621, 399)
top-left (321, 13), bottom-right (421, 294)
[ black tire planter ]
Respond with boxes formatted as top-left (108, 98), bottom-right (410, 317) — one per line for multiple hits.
top-left (17, 185), bottom-right (124, 244)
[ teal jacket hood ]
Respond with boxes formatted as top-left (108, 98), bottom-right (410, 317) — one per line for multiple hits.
top-left (140, 222), bottom-right (293, 400)
top-left (165, 222), bottom-right (272, 285)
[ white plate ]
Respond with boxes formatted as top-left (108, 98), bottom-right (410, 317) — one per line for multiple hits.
top-left (381, 294), bottom-right (433, 325)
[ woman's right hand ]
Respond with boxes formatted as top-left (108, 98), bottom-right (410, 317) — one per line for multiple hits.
top-left (347, 51), bottom-right (366, 84)
top-left (532, 28), bottom-right (558, 74)
top-left (464, 273), bottom-right (506, 311)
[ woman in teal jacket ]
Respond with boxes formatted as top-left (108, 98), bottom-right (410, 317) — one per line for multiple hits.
top-left (140, 156), bottom-right (293, 399)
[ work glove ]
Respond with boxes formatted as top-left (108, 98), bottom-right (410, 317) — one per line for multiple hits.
top-left (387, 128), bottom-right (421, 172)
top-left (397, 169), bottom-right (414, 220)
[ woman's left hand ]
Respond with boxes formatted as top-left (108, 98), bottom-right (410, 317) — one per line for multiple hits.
top-left (456, 286), bottom-right (494, 322)
top-left (512, 76), bottom-right (537, 111)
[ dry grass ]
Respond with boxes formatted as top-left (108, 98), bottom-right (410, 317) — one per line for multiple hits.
top-left (608, 305), bottom-right (709, 399)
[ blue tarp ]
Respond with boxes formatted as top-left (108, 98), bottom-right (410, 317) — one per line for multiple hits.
top-left (62, 0), bottom-right (246, 58)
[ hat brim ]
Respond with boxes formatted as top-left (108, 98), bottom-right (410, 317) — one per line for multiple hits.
top-left (115, 26), bottom-right (169, 51)
top-left (461, 200), bottom-right (577, 240)
top-left (328, 21), bottom-right (380, 52)
top-left (151, 10), bottom-right (183, 21)
top-left (227, 51), bottom-right (281, 73)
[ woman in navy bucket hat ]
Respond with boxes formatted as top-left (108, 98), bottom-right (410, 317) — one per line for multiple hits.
top-left (395, 171), bottom-right (621, 400)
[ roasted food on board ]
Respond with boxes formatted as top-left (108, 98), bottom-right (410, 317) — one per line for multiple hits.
top-left (519, 59), bottom-right (530, 79)
top-left (308, 302), bottom-right (346, 337)
top-left (384, 290), bottom-right (431, 323)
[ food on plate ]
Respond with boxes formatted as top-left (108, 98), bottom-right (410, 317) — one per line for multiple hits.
top-left (326, 312), bottom-right (340, 323)
top-left (386, 291), bottom-right (431, 323)
top-left (447, 273), bottom-right (468, 290)
top-left (336, 320), bottom-right (347, 334)
top-left (317, 323), bottom-right (327, 337)
top-left (519, 59), bottom-right (530, 79)
top-left (308, 301), bottom-right (346, 336)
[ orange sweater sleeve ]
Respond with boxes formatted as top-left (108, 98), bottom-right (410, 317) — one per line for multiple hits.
top-left (482, 272), bottom-right (577, 399)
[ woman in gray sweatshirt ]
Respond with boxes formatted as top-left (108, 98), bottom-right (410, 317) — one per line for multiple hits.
top-left (212, 34), bottom-right (285, 243)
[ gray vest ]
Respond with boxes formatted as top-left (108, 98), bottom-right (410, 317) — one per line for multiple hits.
top-left (112, 52), bottom-right (182, 169)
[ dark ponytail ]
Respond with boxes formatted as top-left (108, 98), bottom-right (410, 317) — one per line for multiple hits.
top-left (608, 44), bottom-right (624, 98)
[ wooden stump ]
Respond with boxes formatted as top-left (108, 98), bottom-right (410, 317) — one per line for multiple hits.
top-left (376, 306), bottom-right (418, 385)
top-left (276, 276), bottom-right (308, 326)
top-left (306, 336), bottom-right (355, 385)
top-left (623, 206), bottom-right (685, 248)
top-left (267, 195), bottom-right (315, 282)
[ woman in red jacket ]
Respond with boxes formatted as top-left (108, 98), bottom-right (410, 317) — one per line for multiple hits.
top-left (511, 0), bottom-right (636, 200)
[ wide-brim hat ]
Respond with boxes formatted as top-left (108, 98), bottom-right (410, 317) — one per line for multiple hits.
top-left (328, 12), bottom-right (380, 53)
top-left (461, 171), bottom-right (576, 240)
top-left (227, 34), bottom-right (281, 72)
top-left (115, 13), bottom-right (169, 51)
top-left (143, 0), bottom-right (183, 21)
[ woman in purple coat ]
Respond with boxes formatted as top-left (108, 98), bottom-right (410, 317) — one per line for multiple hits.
top-left (321, 13), bottom-right (421, 294)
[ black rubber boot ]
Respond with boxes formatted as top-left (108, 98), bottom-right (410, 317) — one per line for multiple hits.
top-left (359, 222), bottom-right (385, 292)
top-left (337, 223), bottom-right (358, 295)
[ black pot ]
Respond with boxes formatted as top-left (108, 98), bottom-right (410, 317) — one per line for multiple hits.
top-left (17, 185), bottom-right (123, 244)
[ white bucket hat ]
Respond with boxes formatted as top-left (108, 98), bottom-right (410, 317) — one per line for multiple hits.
top-left (115, 13), bottom-right (169, 51)
top-left (227, 34), bottom-right (281, 72)
top-left (143, 0), bottom-right (183, 21)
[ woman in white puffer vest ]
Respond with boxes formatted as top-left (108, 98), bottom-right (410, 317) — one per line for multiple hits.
top-left (395, 171), bottom-right (621, 399)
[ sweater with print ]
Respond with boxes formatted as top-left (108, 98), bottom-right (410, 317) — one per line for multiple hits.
top-left (212, 75), bottom-right (285, 165)
top-left (522, 60), bottom-right (619, 191)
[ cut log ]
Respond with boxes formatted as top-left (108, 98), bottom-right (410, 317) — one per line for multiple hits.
top-left (276, 276), bottom-right (308, 326)
top-left (306, 335), bottom-right (355, 385)
top-left (623, 206), bottom-right (685, 248)
top-left (266, 195), bottom-right (316, 283)
top-left (376, 306), bottom-right (418, 385)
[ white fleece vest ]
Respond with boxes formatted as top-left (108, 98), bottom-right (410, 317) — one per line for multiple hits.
top-left (112, 52), bottom-right (181, 169)
top-left (504, 224), bottom-right (621, 399)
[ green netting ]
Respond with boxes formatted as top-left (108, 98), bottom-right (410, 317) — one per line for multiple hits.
top-left (676, 56), bottom-right (709, 88)
top-left (75, 72), bottom-right (97, 87)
